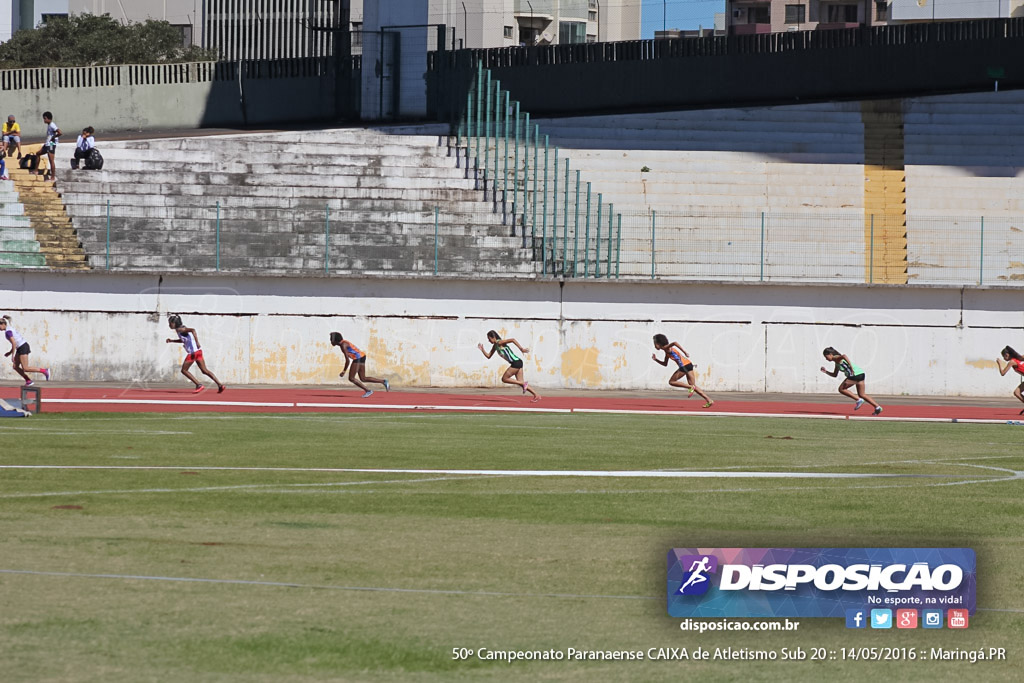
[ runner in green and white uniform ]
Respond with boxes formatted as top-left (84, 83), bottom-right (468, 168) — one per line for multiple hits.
top-left (821, 346), bottom-right (882, 415)
top-left (479, 330), bottom-right (540, 402)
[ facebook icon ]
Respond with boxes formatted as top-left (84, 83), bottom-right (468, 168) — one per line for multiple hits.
top-left (845, 608), bottom-right (867, 629)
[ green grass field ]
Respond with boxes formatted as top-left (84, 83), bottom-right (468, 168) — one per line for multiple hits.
top-left (1, 412), bottom-right (1022, 681)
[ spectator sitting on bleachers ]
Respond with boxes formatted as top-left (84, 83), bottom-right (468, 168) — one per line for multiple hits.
top-left (72, 127), bottom-right (95, 170)
top-left (2, 116), bottom-right (20, 159)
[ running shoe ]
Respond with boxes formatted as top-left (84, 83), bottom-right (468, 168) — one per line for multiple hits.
top-left (42, 368), bottom-right (50, 381)
top-left (362, 390), bottom-right (373, 398)
top-left (873, 406), bottom-right (883, 416)
top-left (24, 380), bottom-right (34, 387)
top-left (383, 379), bottom-right (390, 392)
top-left (193, 385), bottom-right (205, 394)
top-left (703, 400), bottom-right (714, 408)
top-left (217, 385), bottom-right (226, 394)
top-left (854, 399), bottom-right (865, 410)
top-left (687, 387), bottom-right (695, 397)
top-left (522, 381), bottom-right (529, 395)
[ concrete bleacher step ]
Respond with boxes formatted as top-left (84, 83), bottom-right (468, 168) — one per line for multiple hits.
top-left (59, 170), bottom-right (480, 190)
top-left (67, 209), bottom-right (509, 231)
top-left (0, 252), bottom-right (46, 266)
top-left (125, 131), bottom-right (448, 149)
top-left (92, 255), bottom-right (540, 276)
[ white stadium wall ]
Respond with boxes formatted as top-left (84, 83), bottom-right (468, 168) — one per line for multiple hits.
top-left (0, 271), bottom-right (1021, 397)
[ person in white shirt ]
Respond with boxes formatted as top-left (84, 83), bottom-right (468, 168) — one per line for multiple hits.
top-left (0, 314), bottom-right (50, 386)
top-left (165, 314), bottom-right (226, 394)
top-left (39, 111), bottom-right (61, 182)
top-left (72, 126), bottom-right (94, 170)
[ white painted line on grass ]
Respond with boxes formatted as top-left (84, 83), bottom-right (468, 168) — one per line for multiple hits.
top-left (0, 569), bottom-right (655, 601)
top-left (0, 568), bottom-right (1018, 613)
top-left (0, 428), bottom-right (194, 435)
top-left (0, 464), bottom-right (939, 479)
top-left (0, 475), bottom-right (469, 499)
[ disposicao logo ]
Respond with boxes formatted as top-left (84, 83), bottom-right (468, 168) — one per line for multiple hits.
top-left (667, 548), bottom-right (976, 619)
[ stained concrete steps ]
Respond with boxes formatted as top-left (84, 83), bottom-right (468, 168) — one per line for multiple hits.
top-left (66, 211), bottom-right (509, 230)
top-left (8, 166), bottom-right (89, 269)
top-left (75, 228), bottom-right (525, 247)
top-left (89, 254), bottom-right (540, 275)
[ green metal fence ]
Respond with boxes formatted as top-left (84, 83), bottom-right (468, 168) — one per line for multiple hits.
top-left (455, 63), bottom-right (623, 278)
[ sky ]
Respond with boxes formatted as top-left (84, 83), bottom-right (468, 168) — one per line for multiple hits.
top-left (640, 0), bottom-right (724, 36)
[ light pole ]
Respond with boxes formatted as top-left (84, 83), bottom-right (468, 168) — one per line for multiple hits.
top-left (527, 0), bottom-right (534, 43)
top-left (664, 0), bottom-right (667, 31)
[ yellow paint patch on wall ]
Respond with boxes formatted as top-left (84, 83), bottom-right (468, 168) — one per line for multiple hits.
top-left (611, 341), bottom-right (629, 371)
top-left (965, 359), bottom-right (998, 370)
top-left (561, 346), bottom-right (603, 386)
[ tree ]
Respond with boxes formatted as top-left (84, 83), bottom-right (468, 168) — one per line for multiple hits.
top-left (0, 14), bottom-right (216, 69)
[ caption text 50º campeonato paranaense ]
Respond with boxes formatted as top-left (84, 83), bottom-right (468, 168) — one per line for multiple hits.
top-left (452, 646), bottom-right (1007, 663)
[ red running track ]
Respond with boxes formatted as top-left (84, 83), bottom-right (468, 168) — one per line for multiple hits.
top-left (3, 386), bottom-right (1023, 423)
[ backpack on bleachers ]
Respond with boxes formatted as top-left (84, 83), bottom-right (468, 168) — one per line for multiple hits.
top-left (84, 148), bottom-right (103, 170)
top-left (20, 153), bottom-right (37, 171)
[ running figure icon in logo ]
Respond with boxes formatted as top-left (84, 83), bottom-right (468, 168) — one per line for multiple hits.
top-left (677, 554), bottom-right (719, 595)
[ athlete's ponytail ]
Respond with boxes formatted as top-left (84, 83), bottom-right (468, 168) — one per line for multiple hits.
top-left (1, 314), bottom-right (10, 323)
top-left (486, 330), bottom-right (499, 342)
top-left (168, 314), bottom-right (182, 328)
top-left (823, 347), bottom-right (840, 357)
top-left (1003, 346), bottom-right (1023, 361)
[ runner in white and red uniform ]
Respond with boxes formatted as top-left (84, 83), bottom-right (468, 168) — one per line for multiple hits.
top-left (166, 314), bottom-right (225, 394)
top-left (0, 314), bottom-right (49, 386)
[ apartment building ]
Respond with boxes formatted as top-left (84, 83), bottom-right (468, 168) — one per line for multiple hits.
top-left (0, 0), bottom-right (72, 41)
top-left (726, 0), bottom-right (890, 34)
top-left (727, 0), bottom-right (1022, 35)
top-left (2, 0), bottom-right (642, 61)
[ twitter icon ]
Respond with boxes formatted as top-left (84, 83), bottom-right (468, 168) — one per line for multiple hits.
top-left (871, 609), bottom-right (893, 629)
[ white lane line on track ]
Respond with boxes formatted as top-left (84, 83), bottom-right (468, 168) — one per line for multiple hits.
top-left (0, 569), bottom-right (1018, 613)
top-left (39, 397), bottom-right (1013, 423)
top-left (46, 399), bottom-right (296, 407)
top-left (0, 569), bottom-right (655, 601)
top-left (0, 465), bottom-right (941, 479)
top-left (573, 408), bottom-right (1009, 424)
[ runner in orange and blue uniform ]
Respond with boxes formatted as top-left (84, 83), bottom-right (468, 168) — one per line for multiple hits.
top-left (652, 333), bottom-right (713, 407)
top-left (997, 345), bottom-right (1024, 414)
top-left (478, 330), bottom-right (540, 402)
top-left (330, 332), bottom-right (389, 398)
top-left (820, 346), bottom-right (881, 415)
